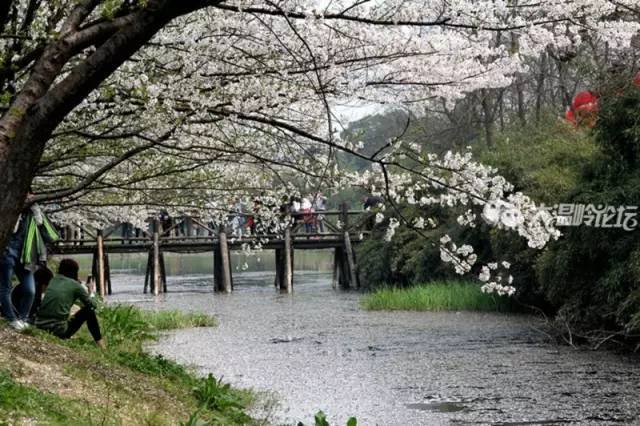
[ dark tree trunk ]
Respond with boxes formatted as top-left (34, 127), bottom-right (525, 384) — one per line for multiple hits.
top-left (480, 89), bottom-right (495, 148)
top-left (515, 75), bottom-right (526, 126)
top-left (0, 0), bottom-right (219, 251)
top-left (535, 53), bottom-right (547, 124)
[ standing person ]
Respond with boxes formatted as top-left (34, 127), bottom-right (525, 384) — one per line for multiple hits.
top-left (251, 198), bottom-right (263, 235)
top-left (312, 192), bottom-right (327, 233)
top-left (12, 266), bottom-right (54, 323)
top-left (120, 222), bottom-right (132, 244)
top-left (301, 198), bottom-right (315, 233)
top-left (363, 195), bottom-right (383, 210)
top-left (36, 259), bottom-right (105, 348)
top-left (0, 197), bottom-right (60, 331)
top-left (159, 209), bottom-right (173, 236)
top-left (289, 196), bottom-right (302, 230)
top-left (230, 198), bottom-right (246, 238)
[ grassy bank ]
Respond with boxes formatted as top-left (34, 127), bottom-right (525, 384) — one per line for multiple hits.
top-left (0, 304), bottom-right (258, 425)
top-left (361, 281), bottom-right (514, 312)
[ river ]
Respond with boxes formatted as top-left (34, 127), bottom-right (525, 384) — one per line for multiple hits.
top-left (107, 266), bottom-right (640, 425)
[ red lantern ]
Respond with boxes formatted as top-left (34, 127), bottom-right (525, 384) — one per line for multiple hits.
top-left (567, 90), bottom-right (598, 128)
top-left (572, 90), bottom-right (598, 110)
top-left (634, 72), bottom-right (640, 87)
top-left (575, 101), bottom-right (598, 115)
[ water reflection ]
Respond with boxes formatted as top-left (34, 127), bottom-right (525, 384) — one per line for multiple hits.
top-left (97, 250), bottom-right (333, 276)
top-left (108, 271), bottom-right (640, 426)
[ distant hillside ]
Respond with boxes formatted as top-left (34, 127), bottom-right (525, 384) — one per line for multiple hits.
top-left (338, 109), bottom-right (412, 171)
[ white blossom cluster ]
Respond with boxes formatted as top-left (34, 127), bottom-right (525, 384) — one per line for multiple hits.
top-left (352, 144), bottom-right (562, 294)
top-left (2, 1), bottom-right (637, 293)
top-left (479, 262), bottom-right (515, 296)
top-left (439, 235), bottom-right (477, 275)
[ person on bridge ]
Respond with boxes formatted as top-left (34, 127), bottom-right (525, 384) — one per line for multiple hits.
top-left (312, 193), bottom-right (327, 233)
top-left (363, 195), bottom-right (384, 210)
top-left (0, 195), bottom-right (60, 331)
top-left (35, 259), bottom-right (105, 349)
top-left (301, 198), bottom-right (315, 233)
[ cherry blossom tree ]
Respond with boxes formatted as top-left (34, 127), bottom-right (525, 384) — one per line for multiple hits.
top-left (1, 0), bottom-right (638, 291)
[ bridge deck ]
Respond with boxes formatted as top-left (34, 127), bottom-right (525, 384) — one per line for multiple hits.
top-left (50, 233), bottom-right (367, 255)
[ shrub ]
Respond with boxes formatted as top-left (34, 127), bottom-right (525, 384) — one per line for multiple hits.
top-left (536, 83), bottom-right (640, 340)
top-left (357, 116), bottom-right (595, 310)
top-left (193, 374), bottom-right (244, 413)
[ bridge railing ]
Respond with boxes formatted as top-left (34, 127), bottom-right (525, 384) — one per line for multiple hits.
top-left (54, 206), bottom-right (374, 246)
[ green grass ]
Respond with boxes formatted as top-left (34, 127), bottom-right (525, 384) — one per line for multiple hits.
top-left (361, 281), bottom-right (514, 312)
top-left (0, 369), bottom-right (92, 424)
top-left (146, 309), bottom-right (216, 330)
top-left (1, 304), bottom-right (257, 425)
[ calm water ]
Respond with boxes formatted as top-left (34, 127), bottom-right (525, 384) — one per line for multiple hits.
top-left (108, 270), bottom-right (640, 426)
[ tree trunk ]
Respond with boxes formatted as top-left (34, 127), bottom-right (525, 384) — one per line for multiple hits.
top-left (480, 90), bottom-right (495, 148)
top-left (0, 144), bottom-right (36, 252)
top-left (515, 76), bottom-right (526, 126)
top-left (535, 53), bottom-right (547, 124)
top-left (0, 0), bottom-right (208, 251)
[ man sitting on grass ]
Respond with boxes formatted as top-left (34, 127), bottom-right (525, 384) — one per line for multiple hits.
top-left (35, 259), bottom-right (105, 348)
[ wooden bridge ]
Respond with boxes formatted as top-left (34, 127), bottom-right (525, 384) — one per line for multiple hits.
top-left (50, 206), bottom-right (373, 296)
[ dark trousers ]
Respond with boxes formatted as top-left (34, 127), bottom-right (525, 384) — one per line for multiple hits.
top-left (11, 282), bottom-right (43, 321)
top-left (0, 250), bottom-right (35, 322)
top-left (60, 306), bottom-right (102, 342)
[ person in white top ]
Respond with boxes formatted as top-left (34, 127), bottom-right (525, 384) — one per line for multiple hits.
top-left (312, 193), bottom-right (327, 233)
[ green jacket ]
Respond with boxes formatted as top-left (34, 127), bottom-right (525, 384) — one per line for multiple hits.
top-left (20, 205), bottom-right (60, 267)
top-left (35, 275), bottom-right (96, 335)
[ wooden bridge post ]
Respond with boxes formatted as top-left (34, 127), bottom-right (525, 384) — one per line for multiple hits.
top-left (332, 248), bottom-right (340, 289)
top-left (340, 202), bottom-right (349, 231)
top-left (96, 229), bottom-right (106, 297)
top-left (343, 231), bottom-right (359, 289)
top-left (152, 219), bottom-right (161, 296)
top-left (213, 244), bottom-right (222, 292)
top-left (283, 226), bottom-right (293, 293)
top-left (218, 231), bottom-right (233, 293)
top-left (332, 247), bottom-right (349, 289)
top-left (104, 252), bottom-right (112, 295)
top-left (274, 248), bottom-right (284, 289)
top-left (143, 251), bottom-right (151, 294)
top-left (160, 251), bottom-right (167, 293)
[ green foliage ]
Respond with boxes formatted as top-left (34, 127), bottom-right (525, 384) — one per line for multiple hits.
top-left (536, 84), bottom-right (640, 339)
top-left (93, 304), bottom-right (215, 348)
top-left (190, 374), bottom-right (253, 424)
top-left (193, 374), bottom-right (244, 412)
top-left (0, 370), bottom-right (77, 422)
top-left (149, 310), bottom-right (216, 330)
top-left (114, 351), bottom-right (192, 381)
top-left (297, 411), bottom-right (358, 426)
top-left (314, 411), bottom-right (330, 426)
top-left (357, 204), bottom-right (460, 289)
top-left (361, 281), bottom-right (514, 312)
top-left (101, 0), bottom-right (125, 19)
top-left (480, 120), bottom-right (595, 203)
top-left (1, 302), bottom-right (252, 425)
top-left (339, 110), bottom-right (411, 172)
top-left (358, 116), bottom-right (596, 310)
top-left (99, 304), bottom-right (155, 346)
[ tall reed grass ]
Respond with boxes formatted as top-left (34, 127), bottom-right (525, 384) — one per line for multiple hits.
top-left (361, 281), bottom-right (514, 312)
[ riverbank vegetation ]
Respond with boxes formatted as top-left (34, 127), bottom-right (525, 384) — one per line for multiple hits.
top-left (361, 281), bottom-right (513, 312)
top-left (0, 305), bottom-right (257, 425)
top-left (357, 82), bottom-right (640, 350)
